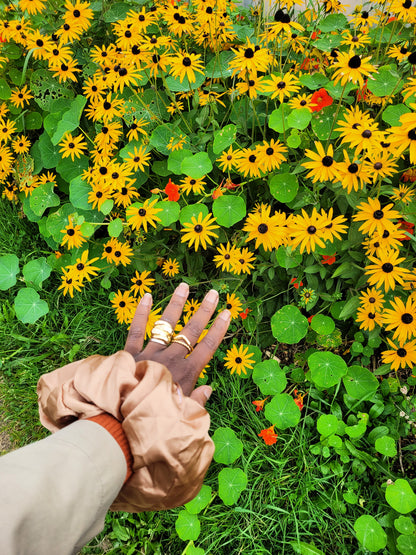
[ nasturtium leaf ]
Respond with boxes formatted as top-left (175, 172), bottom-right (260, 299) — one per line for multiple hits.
top-left (22, 258), bottom-right (51, 288)
top-left (397, 534), bottom-right (416, 554)
top-left (57, 154), bottom-right (89, 183)
top-left (0, 78), bottom-right (11, 100)
top-left (252, 360), bottom-right (286, 395)
top-left (394, 516), bottom-right (416, 536)
top-left (213, 124), bottom-right (237, 154)
top-left (287, 131), bottom-right (301, 148)
top-left (181, 152), bottom-right (212, 180)
top-left (38, 132), bottom-right (61, 169)
top-left (354, 515), bottom-right (387, 552)
top-left (368, 426), bottom-right (389, 444)
top-left (186, 546), bottom-right (205, 555)
top-left (51, 95), bottom-right (88, 145)
top-left (29, 182), bottom-right (60, 217)
top-left (317, 414), bottom-right (339, 437)
top-left (69, 176), bottom-right (92, 211)
top-left (205, 51), bottom-right (234, 79)
top-left (310, 314), bottom-right (335, 335)
top-left (311, 105), bottom-right (344, 140)
top-left (218, 468), bottom-right (248, 506)
top-left (24, 112), bottom-right (43, 130)
top-left (314, 35), bottom-right (342, 53)
top-left (212, 427), bottom-right (243, 465)
top-left (264, 394), bottom-right (301, 429)
top-left (175, 511), bottom-right (200, 541)
top-left (382, 104), bottom-right (411, 127)
top-left (375, 436), bottom-right (397, 457)
top-left (369, 66), bottom-right (402, 97)
top-left (287, 108), bottom-right (312, 130)
top-left (298, 73), bottom-right (329, 90)
top-left (308, 351), bottom-right (348, 388)
top-left (158, 201), bottom-right (180, 227)
top-left (179, 204), bottom-right (208, 226)
top-left (149, 124), bottom-right (179, 156)
top-left (271, 305), bottom-right (308, 344)
top-left (342, 366), bottom-right (379, 399)
top-left (318, 13), bottom-right (348, 31)
top-left (275, 246), bottom-right (302, 269)
top-left (165, 72), bottom-right (206, 92)
top-left (108, 218), bottom-right (123, 238)
top-left (269, 173), bottom-right (298, 203)
top-left (386, 479), bottom-right (416, 514)
top-left (290, 541), bottom-right (325, 555)
top-left (44, 112), bottom-right (62, 138)
top-left (45, 204), bottom-right (77, 242)
top-left (185, 485), bottom-right (212, 514)
top-left (167, 149), bottom-right (193, 175)
top-left (0, 254), bottom-right (19, 290)
top-left (14, 287), bottom-right (49, 324)
top-left (343, 491), bottom-right (358, 505)
top-left (100, 199), bottom-right (114, 215)
top-left (268, 104), bottom-right (291, 133)
top-left (80, 222), bottom-right (95, 237)
top-left (212, 195), bottom-right (246, 227)
top-left (102, 1), bottom-right (131, 21)
top-left (152, 160), bottom-right (171, 176)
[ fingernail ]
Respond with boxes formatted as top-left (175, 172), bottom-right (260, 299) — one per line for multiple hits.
top-left (176, 282), bottom-right (189, 297)
top-left (141, 293), bottom-right (152, 306)
top-left (205, 289), bottom-right (219, 304)
top-left (219, 309), bottom-right (231, 321)
top-left (204, 386), bottom-right (213, 401)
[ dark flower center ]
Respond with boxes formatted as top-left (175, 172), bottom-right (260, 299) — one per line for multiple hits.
top-left (307, 226), bottom-right (317, 234)
top-left (224, 254), bottom-right (230, 259)
top-left (235, 357), bottom-right (242, 364)
top-left (64, 24), bottom-right (70, 30)
top-left (61, 63), bottom-right (68, 71)
top-left (258, 223), bottom-right (268, 234)
top-left (139, 14), bottom-right (145, 21)
top-left (397, 348), bottom-right (407, 357)
top-left (266, 147), bottom-right (274, 155)
top-left (408, 52), bottom-right (416, 64)
top-left (249, 154), bottom-right (256, 163)
top-left (105, 246), bottom-right (112, 253)
top-left (99, 167), bottom-right (107, 175)
top-left (119, 68), bottom-right (127, 76)
top-left (190, 179), bottom-right (196, 185)
top-left (152, 54), bottom-right (160, 64)
top-left (407, 128), bottom-right (416, 141)
top-left (362, 129), bottom-right (372, 138)
top-left (103, 101), bottom-right (112, 110)
top-left (348, 163), bottom-right (358, 173)
top-left (373, 210), bottom-right (384, 220)
top-left (322, 156), bottom-right (333, 167)
top-left (368, 312), bottom-right (375, 319)
top-left (374, 242), bottom-right (380, 248)
top-left (119, 301), bottom-right (126, 308)
top-left (36, 39), bottom-right (43, 46)
top-left (227, 155), bottom-right (232, 160)
top-left (226, 303), bottom-right (232, 309)
top-left (401, 313), bottom-right (414, 324)
top-left (138, 208), bottom-right (146, 216)
top-left (244, 48), bottom-right (254, 58)
top-left (132, 45), bottom-right (140, 55)
top-left (67, 228), bottom-right (75, 236)
top-left (76, 263), bottom-right (84, 271)
top-left (381, 263), bottom-right (393, 273)
top-left (300, 100), bottom-right (306, 106)
top-left (121, 187), bottom-right (127, 195)
top-left (73, 9), bottom-right (81, 17)
top-left (277, 81), bottom-right (286, 89)
top-left (53, 49), bottom-right (59, 55)
top-left (348, 55), bottom-right (361, 68)
top-left (68, 142), bottom-right (75, 149)
top-left (361, 10), bottom-right (369, 18)
top-left (112, 172), bottom-right (119, 179)
top-left (374, 162), bottom-right (382, 170)
top-left (182, 56), bottom-right (192, 67)
top-left (194, 224), bottom-right (203, 233)
top-left (96, 191), bottom-right (103, 198)
top-left (114, 251), bottom-right (121, 257)
top-left (400, 46), bottom-right (408, 54)
top-left (125, 30), bottom-right (132, 38)
top-left (382, 230), bottom-right (389, 238)
top-left (369, 297), bottom-right (375, 303)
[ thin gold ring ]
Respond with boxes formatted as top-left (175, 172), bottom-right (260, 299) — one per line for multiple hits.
top-left (149, 337), bottom-right (170, 346)
top-left (172, 333), bottom-right (194, 354)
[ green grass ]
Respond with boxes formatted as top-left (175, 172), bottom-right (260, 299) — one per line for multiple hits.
top-left (0, 199), bottom-right (395, 554)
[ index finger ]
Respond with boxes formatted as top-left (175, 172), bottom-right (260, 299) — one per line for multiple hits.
top-left (124, 293), bottom-right (152, 357)
top-left (185, 309), bottom-right (231, 379)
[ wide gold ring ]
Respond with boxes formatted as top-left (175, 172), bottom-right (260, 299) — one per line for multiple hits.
top-left (172, 333), bottom-right (194, 354)
top-left (150, 319), bottom-right (174, 346)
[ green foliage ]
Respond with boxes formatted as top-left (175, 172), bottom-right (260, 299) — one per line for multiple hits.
top-left (271, 305), bottom-right (309, 344)
top-left (217, 468), bottom-right (248, 505)
top-left (354, 515), bottom-right (387, 552)
top-left (14, 287), bottom-right (49, 323)
top-left (212, 427), bottom-right (243, 464)
top-left (0, 254), bottom-right (19, 290)
top-left (385, 480), bottom-right (416, 514)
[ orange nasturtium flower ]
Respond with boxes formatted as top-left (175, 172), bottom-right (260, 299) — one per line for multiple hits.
top-left (258, 425), bottom-right (278, 445)
top-left (322, 254), bottom-right (336, 265)
top-left (293, 389), bottom-right (307, 411)
top-left (252, 397), bottom-right (268, 412)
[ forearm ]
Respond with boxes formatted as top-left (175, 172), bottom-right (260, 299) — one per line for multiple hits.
top-left (0, 420), bottom-right (126, 555)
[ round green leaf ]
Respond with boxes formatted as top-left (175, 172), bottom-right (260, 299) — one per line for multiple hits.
top-left (375, 436), bottom-right (397, 457)
top-left (354, 515), bottom-right (387, 552)
top-left (70, 176), bottom-right (93, 211)
top-left (287, 131), bottom-right (301, 148)
top-left (264, 393), bottom-right (301, 429)
top-left (165, 71), bottom-right (205, 92)
top-left (310, 314), bottom-right (335, 335)
top-left (181, 152), bottom-right (213, 180)
top-left (175, 511), bottom-right (200, 541)
top-left (187, 546), bottom-right (205, 555)
top-left (308, 351), bottom-right (348, 388)
top-left (268, 104), bottom-right (291, 133)
top-left (290, 541), bottom-right (325, 555)
top-left (213, 124), bottom-right (237, 154)
top-left (271, 305), bottom-right (308, 344)
top-left (287, 108), bottom-right (312, 130)
top-left (368, 426), bottom-right (389, 444)
top-left (29, 182), bottom-right (60, 217)
top-left (269, 173), bottom-right (298, 203)
top-left (38, 132), bottom-right (61, 169)
top-left (14, 287), bottom-right (49, 324)
top-left (252, 360), bottom-right (287, 395)
top-left (167, 149), bottom-right (193, 175)
top-left (80, 222), bottom-right (95, 237)
top-left (22, 258), bottom-right (51, 288)
top-left (205, 51), bottom-right (234, 78)
top-left (0, 254), bottom-right (19, 290)
top-left (212, 195), bottom-right (246, 228)
top-left (157, 201), bottom-right (180, 227)
top-left (212, 427), bottom-right (243, 464)
top-left (0, 78), bottom-right (11, 100)
top-left (185, 485), bottom-right (212, 514)
top-left (275, 246), bottom-right (302, 269)
top-left (397, 534), bottom-right (416, 555)
top-left (386, 479), bottom-right (416, 514)
top-left (394, 516), bottom-right (415, 536)
top-left (318, 13), bottom-right (348, 31)
top-left (382, 104), bottom-right (411, 127)
top-left (57, 154), bottom-right (89, 183)
top-left (343, 491), bottom-right (358, 505)
top-left (311, 105), bottom-right (344, 140)
top-left (317, 414), bottom-right (339, 437)
top-left (179, 204), bottom-right (208, 226)
top-left (108, 218), bottom-right (124, 238)
top-left (218, 468), bottom-right (248, 506)
top-left (369, 66), bottom-right (401, 97)
top-left (342, 366), bottom-right (379, 399)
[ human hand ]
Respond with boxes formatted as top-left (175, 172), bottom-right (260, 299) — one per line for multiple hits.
top-left (124, 282), bottom-right (231, 406)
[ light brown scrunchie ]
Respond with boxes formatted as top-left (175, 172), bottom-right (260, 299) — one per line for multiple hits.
top-left (37, 351), bottom-right (214, 513)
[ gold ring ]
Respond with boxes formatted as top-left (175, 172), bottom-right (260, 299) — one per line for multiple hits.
top-left (172, 334), bottom-right (194, 354)
top-left (150, 320), bottom-right (174, 346)
top-left (149, 337), bottom-right (170, 346)
top-left (153, 320), bottom-right (173, 333)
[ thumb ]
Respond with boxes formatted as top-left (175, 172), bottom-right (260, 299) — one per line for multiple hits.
top-left (190, 385), bottom-right (213, 407)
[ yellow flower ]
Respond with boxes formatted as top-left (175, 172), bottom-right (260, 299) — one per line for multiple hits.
top-left (181, 212), bottom-right (219, 251)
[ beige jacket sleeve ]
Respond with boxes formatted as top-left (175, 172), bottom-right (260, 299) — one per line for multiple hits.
top-left (0, 419), bottom-right (126, 555)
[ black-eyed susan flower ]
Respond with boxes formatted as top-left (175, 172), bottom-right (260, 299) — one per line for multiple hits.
top-left (382, 337), bottom-right (416, 370)
top-left (224, 344), bottom-right (256, 375)
top-left (382, 297), bottom-right (416, 344)
top-left (0, 119), bottom-right (16, 143)
top-left (184, 298), bottom-right (201, 318)
top-left (228, 39), bottom-right (271, 79)
top-left (356, 306), bottom-right (383, 331)
top-left (389, 108), bottom-right (416, 164)
top-left (52, 59), bottom-right (82, 83)
top-left (341, 31), bottom-right (371, 49)
top-left (130, 270), bottom-right (154, 297)
top-left (19, 0), bottom-right (46, 15)
top-left (302, 142), bottom-right (340, 183)
top-left (88, 182), bottom-right (112, 210)
top-left (60, 216), bottom-right (86, 250)
top-left (111, 290), bottom-right (137, 325)
top-left (63, 0), bottom-right (94, 32)
top-left (59, 132), bottom-right (88, 161)
top-left (45, 44), bottom-right (74, 68)
top-left (214, 242), bottom-right (238, 272)
top-left (9, 85), bottom-right (33, 109)
top-left (262, 72), bottom-right (300, 102)
top-left (288, 93), bottom-right (314, 111)
top-left (181, 212), bottom-right (219, 251)
top-left (67, 250), bottom-right (100, 284)
top-left (365, 250), bottom-right (411, 292)
top-left (169, 51), bottom-right (205, 83)
top-left (331, 51), bottom-right (375, 88)
top-left (336, 150), bottom-right (369, 193)
top-left (224, 293), bottom-right (243, 320)
top-left (82, 77), bottom-right (106, 102)
top-left (55, 21), bottom-right (84, 44)
top-left (0, 145), bottom-right (14, 173)
top-left (319, 208), bottom-right (348, 243)
top-left (391, 185), bottom-right (415, 205)
top-left (91, 93), bottom-right (125, 123)
top-left (243, 205), bottom-right (287, 251)
top-left (126, 198), bottom-right (161, 232)
top-left (166, 134), bottom-right (187, 152)
top-left (112, 181), bottom-right (139, 208)
top-left (353, 197), bottom-right (400, 236)
top-left (162, 258), bottom-right (180, 277)
top-left (229, 247), bottom-right (255, 275)
top-left (11, 135), bottom-right (31, 154)
top-left (287, 208), bottom-right (329, 254)
top-left (255, 139), bottom-right (287, 172)
top-left (363, 151), bottom-right (398, 180)
top-left (235, 148), bottom-right (262, 178)
top-left (363, 228), bottom-right (404, 258)
top-left (179, 176), bottom-right (206, 195)
top-left (266, 9), bottom-right (304, 36)
top-left (102, 238), bottom-right (133, 266)
top-left (123, 145), bottom-right (151, 173)
top-left (57, 268), bottom-right (83, 298)
top-left (236, 75), bottom-right (266, 99)
top-left (126, 118), bottom-right (149, 142)
top-left (216, 146), bottom-right (241, 172)
top-left (359, 287), bottom-right (385, 312)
